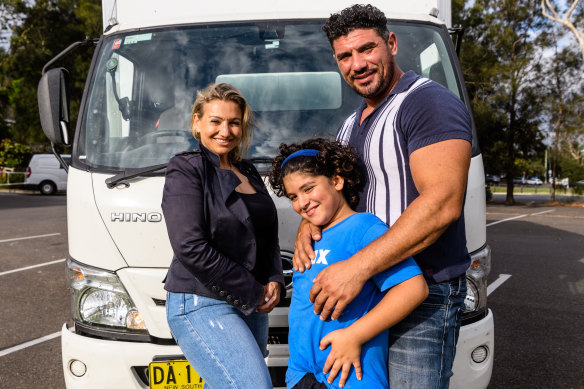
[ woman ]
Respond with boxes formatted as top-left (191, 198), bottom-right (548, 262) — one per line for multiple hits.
top-left (162, 83), bottom-right (284, 389)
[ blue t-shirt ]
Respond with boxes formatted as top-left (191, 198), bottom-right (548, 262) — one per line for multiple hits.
top-left (286, 213), bottom-right (422, 389)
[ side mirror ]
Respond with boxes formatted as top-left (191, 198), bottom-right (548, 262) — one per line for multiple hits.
top-left (37, 68), bottom-right (71, 145)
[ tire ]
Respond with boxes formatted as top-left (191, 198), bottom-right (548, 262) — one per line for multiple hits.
top-left (40, 181), bottom-right (57, 195)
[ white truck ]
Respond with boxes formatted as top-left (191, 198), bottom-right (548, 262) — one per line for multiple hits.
top-left (37, 1), bottom-right (493, 387)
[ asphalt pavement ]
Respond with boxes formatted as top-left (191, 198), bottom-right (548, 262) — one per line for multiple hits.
top-left (0, 192), bottom-right (69, 388)
top-left (1, 191), bottom-right (583, 388)
top-left (485, 200), bottom-right (584, 388)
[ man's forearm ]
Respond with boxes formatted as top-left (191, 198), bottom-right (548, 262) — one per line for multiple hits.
top-left (349, 139), bottom-right (470, 279)
top-left (348, 190), bottom-right (462, 279)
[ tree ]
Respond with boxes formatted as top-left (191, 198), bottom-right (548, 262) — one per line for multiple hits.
top-left (0, 0), bottom-right (101, 148)
top-left (541, 0), bottom-right (584, 60)
top-left (458, 0), bottom-right (547, 204)
top-left (0, 47), bottom-right (10, 140)
top-left (0, 137), bottom-right (32, 168)
top-left (539, 26), bottom-right (583, 200)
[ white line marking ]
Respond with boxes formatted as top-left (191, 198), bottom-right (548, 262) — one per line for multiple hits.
top-left (0, 233), bottom-right (61, 243)
top-left (486, 214), bottom-right (527, 227)
top-left (0, 258), bottom-right (66, 276)
top-left (530, 210), bottom-right (554, 216)
top-left (487, 274), bottom-right (512, 296)
top-left (0, 331), bottom-right (61, 358)
top-left (486, 209), bottom-right (555, 227)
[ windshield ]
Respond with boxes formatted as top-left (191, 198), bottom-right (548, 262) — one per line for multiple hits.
top-left (79, 20), bottom-right (461, 170)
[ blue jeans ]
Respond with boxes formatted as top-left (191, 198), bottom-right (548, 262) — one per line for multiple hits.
top-left (166, 292), bottom-right (272, 389)
top-left (388, 276), bottom-right (467, 389)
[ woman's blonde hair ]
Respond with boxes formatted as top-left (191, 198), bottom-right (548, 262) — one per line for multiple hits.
top-left (191, 83), bottom-right (255, 162)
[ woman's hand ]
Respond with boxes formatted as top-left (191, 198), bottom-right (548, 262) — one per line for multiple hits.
top-left (320, 328), bottom-right (363, 387)
top-left (257, 282), bottom-right (282, 313)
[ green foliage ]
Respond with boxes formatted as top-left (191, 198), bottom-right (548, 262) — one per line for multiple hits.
top-left (0, 0), bottom-right (101, 146)
top-left (457, 0), bottom-right (552, 202)
top-left (538, 25), bottom-right (584, 196)
top-left (514, 157), bottom-right (545, 178)
top-left (0, 137), bottom-right (32, 168)
top-left (557, 153), bottom-right (584, 183)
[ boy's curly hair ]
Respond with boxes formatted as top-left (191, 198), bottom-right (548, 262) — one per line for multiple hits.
top-left (268, 138), bottom-right (364, 209)
top-left (322, 4), bottom-right (389, 46)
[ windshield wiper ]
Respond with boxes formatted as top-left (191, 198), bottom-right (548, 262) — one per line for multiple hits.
top-left (249, 157), bottom-right (274, 164)
top-left (105, 163), bottom-right (167, 189)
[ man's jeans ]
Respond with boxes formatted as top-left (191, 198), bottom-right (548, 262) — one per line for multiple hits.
top-left (388, 276), bottom-right (467, 389)
top-left (166, 292), bottom-right (272, 389)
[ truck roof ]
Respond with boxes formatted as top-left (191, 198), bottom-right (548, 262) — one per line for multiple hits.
top-left (102, 0), bottom-right (450, 34)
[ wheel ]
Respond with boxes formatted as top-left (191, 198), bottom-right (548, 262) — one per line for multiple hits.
top-left (40, 181), bottom-right (57, 195)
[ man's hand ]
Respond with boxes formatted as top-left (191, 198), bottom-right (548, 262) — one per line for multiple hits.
top-left (309, 259), bottom-right (367, 320)
top-left (320, 328), bottom-right (363, 387)
top-left (257, 282), bottom-right (281, 314)
top-left (292, 219), bottom-right (322, 272)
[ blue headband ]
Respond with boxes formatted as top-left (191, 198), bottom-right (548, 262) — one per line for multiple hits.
top-left (280, 149), bottom-right (320, 169)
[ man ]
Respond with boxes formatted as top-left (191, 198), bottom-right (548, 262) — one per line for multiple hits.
top-left (293, 4), bottom-right (473, 388)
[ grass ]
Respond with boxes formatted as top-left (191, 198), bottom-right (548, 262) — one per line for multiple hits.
top-left (0, 172), bottom-right (25, 185)
top-left (489, 184), bottom-right (579, 195)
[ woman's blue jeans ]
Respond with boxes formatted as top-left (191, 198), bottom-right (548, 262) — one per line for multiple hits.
top-left (388, 276), bottom-right (467, 388)
top-left (166, 292), bottom-right (273, 389)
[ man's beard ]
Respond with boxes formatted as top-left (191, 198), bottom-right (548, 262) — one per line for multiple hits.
top-left (352, 60), bottom-right (394, 99)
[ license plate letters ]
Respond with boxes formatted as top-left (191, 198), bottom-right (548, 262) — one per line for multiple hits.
top-left (148, 360), bottom-right (204, 389)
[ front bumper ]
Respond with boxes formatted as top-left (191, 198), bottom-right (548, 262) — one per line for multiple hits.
top-left (61, 323), bottom-right (182, 388)
top-left (62, 309), bottom-right (493, 389)
top-left (451, 309), bottom-right (494, 389)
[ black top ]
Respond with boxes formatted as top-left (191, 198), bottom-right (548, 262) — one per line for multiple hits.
top-left (239, 191), bottom-right (277, 284)
top-left (162, 144), bottom-right (284, 315)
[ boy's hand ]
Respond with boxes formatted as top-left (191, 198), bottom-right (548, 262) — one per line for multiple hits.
top-left (320, 328), bottom-right (363, 387)
top-left (292, 219), bottom-right (322, 272)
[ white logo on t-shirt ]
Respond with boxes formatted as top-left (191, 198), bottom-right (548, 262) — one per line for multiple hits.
top-left (311, 249), bottom-right (330, 265)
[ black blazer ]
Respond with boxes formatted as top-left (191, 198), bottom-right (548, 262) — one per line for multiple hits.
top-left (162, 145), bottom-right (284, 315)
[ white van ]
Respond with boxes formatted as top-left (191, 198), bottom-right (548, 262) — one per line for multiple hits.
top-left (37, 1), bottom-right (493, 387)
top-left (24, 154), bottom-right (70, 195)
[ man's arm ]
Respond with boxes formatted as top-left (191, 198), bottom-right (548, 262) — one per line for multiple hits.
top-left (319, 274), bottom-right (428, 386)
top-left (309, 138), bottom-right (471, 320)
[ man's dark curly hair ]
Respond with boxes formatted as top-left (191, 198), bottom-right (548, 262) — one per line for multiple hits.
top-left (268, 138), bottom-right (364, 209)
top-left (322, 4), bottom-right (389, 46)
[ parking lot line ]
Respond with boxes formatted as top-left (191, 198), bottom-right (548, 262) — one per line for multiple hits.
top-left (487, 274), bottom-right (512, 296)
top-left (0, 331), bottom-right (61, 358)
top-left (530, 210), bottom-right (554, 216)
top-left (0, 232), bottom-right (61, 244)
top-left (486, 214), bottom-right (527, 227)
top-left (486, 209), bottom-right (554, 227)
top-left (0, 258), bottom-right (66, 276)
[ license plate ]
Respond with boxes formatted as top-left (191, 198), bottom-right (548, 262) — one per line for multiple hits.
top-left (148, 360), bottom-right (204, 389)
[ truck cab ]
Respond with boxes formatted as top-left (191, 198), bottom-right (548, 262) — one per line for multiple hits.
top-left (38, 1), bottom-right (493, 387)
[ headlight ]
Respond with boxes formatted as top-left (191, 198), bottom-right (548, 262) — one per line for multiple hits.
top-left (463, 245), bottom-right (491, 317)
top-left (464, 277), bottom-right (478, 312)
top-left (66, 258), bottom-right (147, 332)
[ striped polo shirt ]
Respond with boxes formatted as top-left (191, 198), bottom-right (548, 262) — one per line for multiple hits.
top-left (337, 71), bottom-right (473, 283)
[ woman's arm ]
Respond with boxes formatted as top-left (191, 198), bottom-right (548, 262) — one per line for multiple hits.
top-left (162, 155), bottom-right (264, 314)
top-left (319, 274), bottom-right (428, 386)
